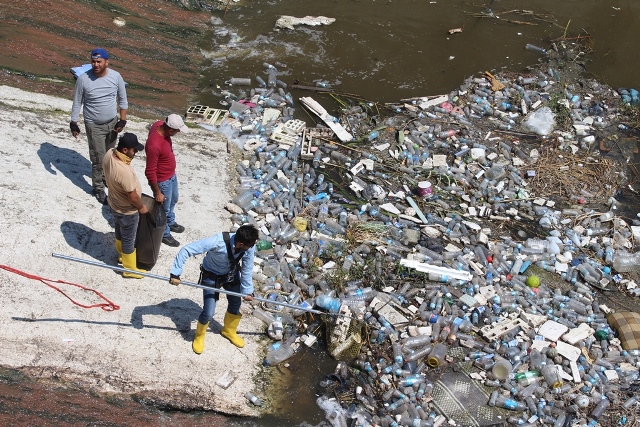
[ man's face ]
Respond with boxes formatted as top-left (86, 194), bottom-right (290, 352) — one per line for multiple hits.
top-left (123, 147), bottom-right (138, 159)
top-left (235, 240), bottom-right (256, 251)
top-left (91, 57), bottom-right (108, 75)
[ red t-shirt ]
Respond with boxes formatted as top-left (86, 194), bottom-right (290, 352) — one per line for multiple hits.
top-left (145, 121), bottom-right (176, 184)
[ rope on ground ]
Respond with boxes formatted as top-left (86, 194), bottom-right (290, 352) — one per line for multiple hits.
top-left (0, 264), bottom-right (120, 311)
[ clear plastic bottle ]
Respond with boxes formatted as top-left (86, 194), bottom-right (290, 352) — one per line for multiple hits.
top-left (263, 341), bottom-right (295, 366)
top-left (494, 395), bottom-right (527, 411)
top-left (612, 252), bottom-right (640, 272)
top-left (244, 392), bottom-right (263, 406)
top-left (427, 343), bottom-right (447, 368)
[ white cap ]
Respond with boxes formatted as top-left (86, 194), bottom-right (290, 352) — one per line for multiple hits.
top-left (165, 114), bottom-right (188, 133)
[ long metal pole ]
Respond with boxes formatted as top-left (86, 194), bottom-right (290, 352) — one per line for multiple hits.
top-left (51, 253), bottom-right (344, 317)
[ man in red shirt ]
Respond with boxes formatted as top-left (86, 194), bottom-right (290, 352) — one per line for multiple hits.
top-left (145, 114), bottom-right (188, 247)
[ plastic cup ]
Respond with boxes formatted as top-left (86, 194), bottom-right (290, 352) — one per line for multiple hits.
top-left (417, 181), bottom-right (433, 197)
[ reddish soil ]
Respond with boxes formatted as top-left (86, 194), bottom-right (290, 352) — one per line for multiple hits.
top-left (0, 0), bottom-right (213, 118)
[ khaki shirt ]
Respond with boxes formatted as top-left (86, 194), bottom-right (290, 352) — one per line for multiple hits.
top-left (103, 148), bottom-right (142, 214)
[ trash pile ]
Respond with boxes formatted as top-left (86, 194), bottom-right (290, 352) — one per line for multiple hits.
top-left (189, 41), bottom-right (640, 426)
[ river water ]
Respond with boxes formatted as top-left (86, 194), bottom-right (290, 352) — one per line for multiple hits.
top-left (4, 1), bottom-right (640, 426)
top-left (195, 0), bottom-right (640, 108)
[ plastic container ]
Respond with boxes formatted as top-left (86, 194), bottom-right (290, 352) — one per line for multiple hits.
top-left (244, 392), bottom-right (263, 406)
top-left (228, 77), bottom-right (252, 86)
top-left (316, 294), bottom-right (341, 312)
top-left (492, 358), bottom-right (513, 381)
top-left (427, 343), bottom-right (447, 368)
top-left (263, 343), bottom-right (295, 366)
top-left (612, 252), bottom-right (640, 272)
top-left (541, 365), bottom-right (563, 389)
top-left (416, 181), bottom-right (433, 197)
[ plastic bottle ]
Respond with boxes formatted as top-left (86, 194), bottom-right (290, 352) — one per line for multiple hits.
top-left (612, 252), bottom-right (640, 272)
top-left (228, 77), bottom-right (252, 86)
top-left (590, 397), bottom-right (610, 420)
top-left (427, 343), bottom-right (447, 368)
top-left (541, 364), bottom-right (563, 389)
top-left (263, 342), bottom-right (295, 366)
top-left (244, 392), bottom-right (263, 406)
top-left (316, 294), bottom-right (341, 312)
top-left (495, 395), bottom-right (527, 411)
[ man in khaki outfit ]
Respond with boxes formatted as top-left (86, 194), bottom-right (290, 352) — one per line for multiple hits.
top-left (103, 133), bottom-right (148, 278)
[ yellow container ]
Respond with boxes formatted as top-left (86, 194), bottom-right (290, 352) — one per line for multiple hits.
top-left (292, 217), bottom-right (308, 232)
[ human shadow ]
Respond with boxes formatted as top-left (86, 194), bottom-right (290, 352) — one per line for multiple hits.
top-left (130, 298), bottom-right (209, 341)
top-left (60, 221), bottom-right (115, 265)
top-left (38, 142), bottom-right (92, 194)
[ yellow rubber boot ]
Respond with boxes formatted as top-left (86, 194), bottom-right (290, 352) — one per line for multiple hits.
top-left (221, 312), bottom-right (245, 348)
top-left (115, 239), bottom-right (123, 264)
top-left (121, 250), bottom-right (146, 279)
top-left (192, 321), bottom-right (209, 354)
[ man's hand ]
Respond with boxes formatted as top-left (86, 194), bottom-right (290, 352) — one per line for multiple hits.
top-left (114, 119), bottom-right (127, 133)
top-left (138, 205), bottom-right (149, 214)
top-left (244, 293), bottom-right (254, 302)
top-left (154, 192), bottom-right (166, 204)
top-left (169, 274), bottom-right (181, 286)
top-left (70, 121), bottom-right (81, 137)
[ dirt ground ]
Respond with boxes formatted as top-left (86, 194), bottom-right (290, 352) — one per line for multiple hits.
top-left (0, 85), bottom-right (266, 416)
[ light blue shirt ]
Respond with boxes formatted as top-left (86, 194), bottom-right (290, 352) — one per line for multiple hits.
top-left (170, 233), bottom-right (254, 295)
top-left (71, 69), bottom-right (128, 124)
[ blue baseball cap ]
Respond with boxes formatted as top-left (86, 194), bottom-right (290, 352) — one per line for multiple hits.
top-left (91, 48), bottom-right (109, 60)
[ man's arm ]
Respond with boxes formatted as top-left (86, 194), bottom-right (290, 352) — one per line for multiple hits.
top-left (70, 78), bottom-right (85, 137)
top-left (239, 247), bottom-right (255, 295)
top-left (144, 142), bottom-right (165, 203)
top-left (114, 73), bottom-right (128, 132)
top-left (170, 236), bottom-right (219, 277)
top-left (128, 190), bottom-right (148, 214)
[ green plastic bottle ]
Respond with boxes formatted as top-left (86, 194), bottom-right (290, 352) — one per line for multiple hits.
top-left (513, 370), bottom-right (540, 382)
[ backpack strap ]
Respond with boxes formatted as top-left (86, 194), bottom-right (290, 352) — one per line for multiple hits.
top-left (223, 232), bottom-right (244, 267)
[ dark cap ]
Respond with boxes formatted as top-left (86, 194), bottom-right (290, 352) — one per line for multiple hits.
top-left (91, 48), bottom-right (109, 60)
top-left (117, 133), bottom-right (144, 151)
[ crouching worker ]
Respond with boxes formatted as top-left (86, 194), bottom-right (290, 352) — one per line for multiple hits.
top-left (103, 133), bottom-right (148, 278)
top-left (169, 225), bottom-right (258, 353)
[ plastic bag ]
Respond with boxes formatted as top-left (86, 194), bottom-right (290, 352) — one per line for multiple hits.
top-left (522, 106), bottom-right (556, 136)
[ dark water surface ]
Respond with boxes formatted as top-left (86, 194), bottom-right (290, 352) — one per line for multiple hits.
top-left (5, 1), bottom-right (640, 426)
top-left (197, 0), bottom-right (640, 107)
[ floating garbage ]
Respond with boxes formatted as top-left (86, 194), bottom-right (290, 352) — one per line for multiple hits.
top-left (186, 44), bottom-right (640, 426)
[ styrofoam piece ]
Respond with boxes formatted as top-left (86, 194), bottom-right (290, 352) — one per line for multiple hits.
top-left (304, 334), bottom-right (318, 347)
top-left (557, 365), bottom-right (573, 381)
top-left (480, 316), bottom-right (529, 341)
top-left (301, 136), bottom-right (314, 159)
top-left (269, 129), bottom-right (299, 146)
top-left (458, 294), bottom-right (478, 307)
top-left (350, 161), bottom-right (366, 175)
top-left (418, 95), bottom-right (449, 110)
top-left (299, 97), bottom-right (353, 142)
top-left (562, 323), bottom-right (594, 345)
top-left (519, 312), bottom-right (547, 328)
top-left (555, 341), bottom-right (580, 362)
top-left (569, 361), bottom-right (581, 383)
top-left (282, 119), bottom-right (306, 135)
top-left (400, 259), bottom-right (473, 282)
top-left (538, 320), bottom-right (569, 342)
top-left (432, 154), bottom-right (448, 167)
top-left (530, 339), bottom-right (550, 352)
top-left (604, 370), bottom-right (619, 381)
top-left (186, 104), bottom-right (211, 119)
top-left (380, 203), bottom-right (401, 215)
top-left (370, 295), bottom-right (408, 327)
top-left (215, 370), bottom-right (237, 389)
